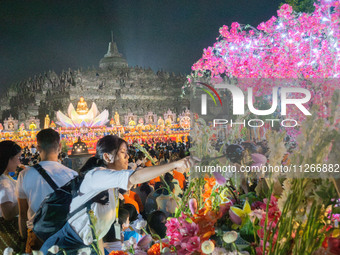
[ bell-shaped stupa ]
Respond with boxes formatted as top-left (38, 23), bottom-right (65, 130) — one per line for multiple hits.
top-left (99, 32), bottom-right (128, 70)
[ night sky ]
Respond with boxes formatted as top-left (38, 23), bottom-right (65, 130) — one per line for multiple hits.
top-left (0, 0), bottom-right (283, 93)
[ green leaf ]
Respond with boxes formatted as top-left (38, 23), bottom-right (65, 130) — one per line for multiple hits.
top-left (333, 207), bottom-right (340, 214)
top-left (185, 218), bottom-right (193, 223)
top-left (174, 207), bottom-right (181, 218)
top-left (239, 192), bottom-right (257, 205)
top-left (240, 216), bottom-right (255, 243)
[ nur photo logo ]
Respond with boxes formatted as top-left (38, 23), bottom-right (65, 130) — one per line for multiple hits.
top-left (196, 82), bottom-right (223, 115)
top-left (195, 81), bottom-right (313, 128)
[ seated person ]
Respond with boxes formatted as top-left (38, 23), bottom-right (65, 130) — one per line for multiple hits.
top-left (147, 211), bottom-right (167, 239)
top-left (122, 190), bottom-right (143, 213)
top-left (173, 170), bottom-right (186, 190)
top-left (131, 182), bottom-right (153, 208)
top-left (144, 182), bottom-right (165, 215)
top-left (122, 203), bottom-right (143, 243)
top-left (121, 190), bottom-right (140, 214)
top-left (155, 183), bottom-right (177, 217)
top-left (164, 172), bottom-right (182, 197)
top-left (122, 203), bottom-right (138, 224)
top-left (103, 208), bottom-right (130, 254)
top-left (135, 152), bottom-right (146, 167)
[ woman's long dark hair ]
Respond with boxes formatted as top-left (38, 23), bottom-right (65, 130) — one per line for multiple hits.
top-left (0, 140), bottom-right (22, 176)
top-left (79, 135), bottom-right (128, 176)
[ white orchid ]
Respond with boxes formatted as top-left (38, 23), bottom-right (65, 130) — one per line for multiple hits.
top-left (3, 247), bottom-right (13, 255)
top-left (48, 245), bottom-right (59, 254)
top-left (201, 240), bottom-right (215, 254)
top-left (77, 247), bottom-right (92, 255)
top-left (223, 231), bottom-right (238, 244)
top-left (161, 247), bottom-right (171, 255)
top-left (32, 251), bottom-right (44, 255)
top-left (128, 236), bottom-right (137, 246)
top-left (212, 247), bottom-right (227, 255)
top-left (122, 240), bottom-right (131, 251)
top-left (135, 219), bottom-right (147, 230)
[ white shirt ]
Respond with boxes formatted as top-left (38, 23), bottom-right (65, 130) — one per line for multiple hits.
top-left (68, 167), bottom-right (134, 245)
top-left (0, 174), bottom-right (17, 218)
top-left (16, 161), bottom-right (78, 228)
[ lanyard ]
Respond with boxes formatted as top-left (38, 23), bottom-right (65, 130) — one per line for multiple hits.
top-left (5, 174), bottom-right (16, 183)
top-left (114, 189), bottom-right (119, 219)
top-left (113, 189), bottom-right (122, 240)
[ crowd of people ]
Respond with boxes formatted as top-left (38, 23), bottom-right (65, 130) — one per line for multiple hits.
top-left (0, 129), bottom-right (192, 254)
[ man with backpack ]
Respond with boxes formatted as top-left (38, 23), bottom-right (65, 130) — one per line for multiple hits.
top-left (16, 129), bottom-right (78, 253)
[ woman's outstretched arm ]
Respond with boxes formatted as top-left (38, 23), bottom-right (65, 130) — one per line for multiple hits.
top-left (128, 156), bottom-right (193, 188)
top-left (79, 157), bottom-right (194, 192)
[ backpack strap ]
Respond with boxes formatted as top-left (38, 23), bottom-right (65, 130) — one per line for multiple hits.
top-left (33, 164), bottom-right (59, 191)
top-left (68, 198), bottom-right (93, 219)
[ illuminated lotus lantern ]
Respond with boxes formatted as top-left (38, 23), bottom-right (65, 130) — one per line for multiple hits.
top-left (56, 97), bottom-right (109, 128)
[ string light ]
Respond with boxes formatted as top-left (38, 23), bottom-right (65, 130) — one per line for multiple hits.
top-left (191, 1), bottom-right (339, 79)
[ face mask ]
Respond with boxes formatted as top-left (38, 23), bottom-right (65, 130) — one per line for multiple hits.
top-left (105, 153), bottom-right (114, 163)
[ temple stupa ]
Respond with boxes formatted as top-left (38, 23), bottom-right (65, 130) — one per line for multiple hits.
top-left (99, 32), bottom-right (128, 70)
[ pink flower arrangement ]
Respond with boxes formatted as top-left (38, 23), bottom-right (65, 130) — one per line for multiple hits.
top-left (188, 198), bottom-right (198, 215)
top-left (277, 4), bottom-right (293, 19)
top-left (166, 213), bottom-right (201, 254)
top-left (189, 1), bottom-right (340, 129)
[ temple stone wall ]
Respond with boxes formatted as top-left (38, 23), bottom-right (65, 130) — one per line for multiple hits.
top-left (0, 67), bottom-right (189, 123)
top-left (0, 40), bottom-right (189, 124)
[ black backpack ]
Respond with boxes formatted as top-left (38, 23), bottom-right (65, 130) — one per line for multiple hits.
top-left (32, 164), bottom-right (93, 241)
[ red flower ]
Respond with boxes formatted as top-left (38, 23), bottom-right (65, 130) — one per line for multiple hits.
top-left (328, 237), bottom-right (340, 254)
top-left (251, 201), bottom-right (266, 210)
top-left (147, 243), bottom-right (169, 255)
top-left (109, 251), bottom-right (128, 255)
